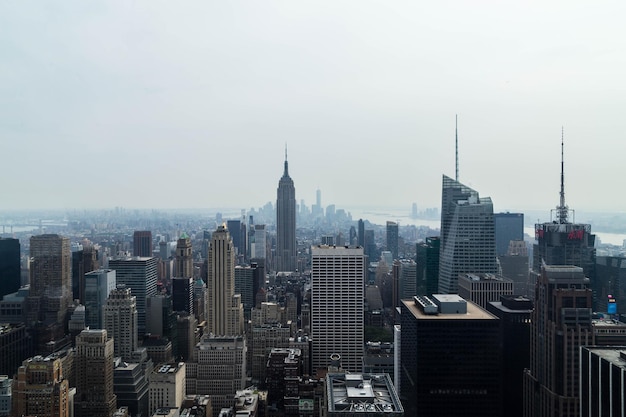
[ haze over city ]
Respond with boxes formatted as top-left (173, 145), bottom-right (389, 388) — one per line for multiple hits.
top-left (2, 1), bottom-right (625, 213)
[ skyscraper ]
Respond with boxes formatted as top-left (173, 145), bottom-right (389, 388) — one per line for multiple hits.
top-left (0, 238), bottom-right (20, 300)
top-left (187, 335), bottom-right (247, 416)
top-left (251, 224), bottom-right (266, 260)
top-left (84, 269), bottom-right (117, 329)
top-left (532, 137), bottom-right (596, 304)
top-left (74, 329), bottom-right (117, 417)
top-left (109, 256), bottom-right (158, 337)
top-left (311, 245), bottom-right (365, 373)
top-left (12, 355), bottom-right (70, 417)
top-left (172, 277), bottom-right (193, 315)
top-left (175, 233), bottom-right (193, 279)
top-left (494, 212), bottom-right (524, 256)
top-left (400, 295), bottom-right (501, 416)
top-left (438, 175), bottom-right (497, 294)
top-left (276, 149), bottom-right (297, 272)
top-left (27, 234), bottom-right (73, 352)
top-left (207, 224), bottom-right (243, 336)
top-left (416, 236), bottom-right (440, 296)
top-left (133, 231), bottom-right (153, 257)
top-left (358, 219), bottom-right (365, 247)
top-left (386, 221), bottom-right (399, 260)
top-left (523, 265), bottom-right (593, 417)
top-left (104, 285), bottom-right (138, 361)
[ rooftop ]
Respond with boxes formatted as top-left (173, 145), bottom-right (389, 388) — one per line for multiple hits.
top-left (403, 297), bottom-right (496, 320)
top-left (326, 373), bottom-right (403, 415)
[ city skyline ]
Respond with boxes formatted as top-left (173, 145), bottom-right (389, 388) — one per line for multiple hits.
top-left (1, 1), bottom-right (625, 213)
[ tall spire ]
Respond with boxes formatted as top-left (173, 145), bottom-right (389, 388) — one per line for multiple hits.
top-left (455, 114), bottom-right (459, 182)
top-left (284, 143), bottom-right (289, 176)
top-left (556, 126), bottom-right (569, 224)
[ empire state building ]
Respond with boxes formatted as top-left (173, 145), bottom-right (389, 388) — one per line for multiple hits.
top-left (276, 149), bottom-right (297, 272)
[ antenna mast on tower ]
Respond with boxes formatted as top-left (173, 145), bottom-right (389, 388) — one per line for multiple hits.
top-left (556, 127), bottom-right (569, 224)
top-left (455, 114), bottom-right (459, 182)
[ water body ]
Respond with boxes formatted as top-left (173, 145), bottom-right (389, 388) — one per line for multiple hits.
top-left (348, 207), bottom-right (625, 247)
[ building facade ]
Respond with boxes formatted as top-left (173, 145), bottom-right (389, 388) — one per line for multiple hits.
top-left (438, 176), bottom-right (497, 294)
top-left (12, 355), bottom-right (70, 417)
top-left (0, 238), bottom-right (20, 301)
top-left (580, 346), bottom-right (626, 416)
top-left (104, 285), bottom-right (138, 361)
top-left (206, 225), bottom-right (243, 336)
top-left (109, 256), bottom-right (158, 337)
top-left (133, 231), bottom-right (153, 257)
top-left (458, 272), bottom-right (514, 310)
top-left (523, 265), bottom-right (593, 417)
top-left (311, 245), bottom-right (365, 373)
top-left (400, 295), bottom-right (501, 417)
top-left (84, 269), bottom-right (116, 329)
top-left (74, 329), bottom-right (117, 417)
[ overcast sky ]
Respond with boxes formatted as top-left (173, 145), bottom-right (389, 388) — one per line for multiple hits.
top-left (1, 1), bottom-right (625, 214)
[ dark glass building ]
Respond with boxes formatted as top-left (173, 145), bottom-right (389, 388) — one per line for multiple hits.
top-left (133, 231), bottom-right (153, 257)
top-left (0, 238), bottom-right (20, 301)
top-left (416, 237), bottom-right (440, 296)
top-left (400, 295), bottom-right (501, 417)
top-left (487, 295), bottom-right (532, 417)
top-left (494, 213), bottom-right (524, 256)
top-left (172, 277), bottom-right (193, 315)
top-left (386, 221), bottom-right (399, 260)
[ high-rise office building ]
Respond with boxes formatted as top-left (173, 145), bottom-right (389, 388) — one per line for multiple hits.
top-left (386, 221), bottom-right (399, 260)
top-left (227, 220), bottom-right (245, 261)
top-left (187, 335), bottom-right (247, 416)
top-left (416, 237), bottom-right (440, 296)
top-left (84, 269), bottom-right (116, 329)
top-left (595, 256), bottom-right (626, 314)
top-left (175, 233), bottom-right (193, 279)
top-left (113, 359), bottom-right (149, 417)
top-left (438, 175), bottom-right (497, 294)
top-left (358, 219), bottom-right (365, 247)
top-left (193, 278), bottom-right (208, 324)
top-left (487, 295), bottom-right (533, 417)
top-left (104, 285), bottom-right (138, 361)
top-left (580, 346), bottom-right (626, 416)
top-left (494, 212), bottom-right (524, 256)
top-left (28, 234), bottom-right (73, 353)
top-left (251, 224), bottom-right (267, 260)
top-left (499, 240), bottom-right (530, 296)
top-left (133, 231), bottom-right (153, 257)
top-left (400, 295), bottom-right (501, 416)
top-left (12, 355), bottom-right (70, 417)
top-left (523, 265), bottom-right (593, 417)
top-left (458, 273), bottom-right (514, 310)
top-left (74, 329), bottom-right (117, 417)
top-left (311, 245), bottom-right (365, 373)
top-left (276, 150), bottom-right (297, 272)
top-left (0, 238), bottom-right (20, 300)
top-left (206, 225), bottom-right (243, 336)
top-left (172, 277), bottom-right (193, 315)
top-left (0, 323), bottom-right (33, 379)
top-left (0, 375), bottom-right (10, 417)
top-left (234, 265), bottom-right (256, 321)
top-left (109, 256), bottom-right (158, 337)
top-left (532, 137), bottom-right (596, 303)
top-left (149, 362), bottom-right (186, 415)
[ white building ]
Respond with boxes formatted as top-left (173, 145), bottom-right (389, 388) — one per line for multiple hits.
top-left (149, 363), bottom-right (186, 416)
top-left (104, 285), bottom-right (138, 361)
top-left (311, 245), bottom-right (365, 373)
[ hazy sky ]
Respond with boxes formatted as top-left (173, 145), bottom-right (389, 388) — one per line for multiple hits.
top-left (2, 1), bottom-right (625, 214)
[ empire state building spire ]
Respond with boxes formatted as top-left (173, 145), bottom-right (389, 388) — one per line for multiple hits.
top-left (276, 147), bottom-right (297, 272)
top-left (283, 143), bottom-right (289, 177)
